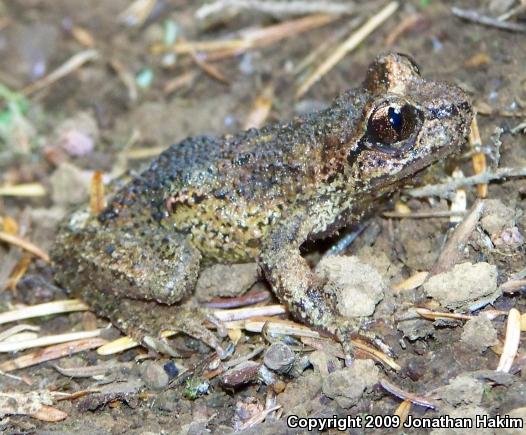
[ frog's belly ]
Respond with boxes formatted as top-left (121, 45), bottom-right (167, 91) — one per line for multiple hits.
top-left (162, 198), bottom-right (280, 263)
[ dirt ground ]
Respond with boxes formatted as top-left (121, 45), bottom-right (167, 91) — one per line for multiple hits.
top-left (1, 0), bottom-right (526, 433)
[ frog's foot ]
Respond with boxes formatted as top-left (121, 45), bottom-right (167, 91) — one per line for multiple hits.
top-left (106, 298), bottom-right (229, 359)
top-left (334, 319), bottom-right (391, 367)
top-left (142, 314), bottom-right (228, 359)
top-left (141, 310), bottom-right (229, 360)
top-left (146, 309), bottom-right (230, 360)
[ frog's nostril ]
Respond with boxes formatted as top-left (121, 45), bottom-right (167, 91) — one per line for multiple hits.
top-left (456, 100), bottom-right (473, 117)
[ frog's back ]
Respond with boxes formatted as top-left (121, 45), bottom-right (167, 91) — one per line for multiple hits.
top-left (99, 90), bottom-right (368, 261)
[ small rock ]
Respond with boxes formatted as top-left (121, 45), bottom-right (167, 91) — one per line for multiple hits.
top-left (404, 358), bottom-right (427, 381)
top-left (480, 199), bottom-right (516, 239)
top-left (155, 391), bottom-right (178, 413)
top-left (220, 361), bottom-right (261, 388)
top-left (492, 378), bottom-right (526, 410)
top-left (54, 111), bottom-right (99, 157)
top-left (316, 256), bottom-right (385, 317)
top-left (140, 361), bottom-right (169, 390)
top-left (278, 371), bottom-right (322, 412)
top-left (494, 226), bottom-right (524, 248)
top-left (460, 316), bottom-right (498, 352)
top-left (50, 162), bottom-right (91, 206)
top-left (472, 369), bottom-right (515, 386)
top-left (264, 342), bottom-right (295, 374)
top-left (357, 246), bottom-right (401, 282)
top-left (435, 374), bottom-right (485, 407)
top-left (424, 262), bottom-right (500, 310)
top-left (186, 422), bottom-right (210, 435)
top-left (308, 350), bottom-right (342, 378)
top-left (397, 318), bottom-right (435, 341)
top-left (195, 263), bottom-right (259, 300)
top-left (163, 361), bottom-right (179, 378)
top-left (289, 354), bottom-right (311, 378)
top-left (322, 359), bottom-right (379, 408)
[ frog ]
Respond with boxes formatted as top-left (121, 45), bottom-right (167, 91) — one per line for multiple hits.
top-left (51, 53), bottom-right (472, 362)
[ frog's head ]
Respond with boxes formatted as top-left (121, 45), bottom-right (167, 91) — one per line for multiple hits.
top-left (348, 52), bottom-right (472, 194)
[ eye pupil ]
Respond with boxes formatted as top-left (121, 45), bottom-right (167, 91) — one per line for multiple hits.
top-left (388, 107), bottom-right (403, 132)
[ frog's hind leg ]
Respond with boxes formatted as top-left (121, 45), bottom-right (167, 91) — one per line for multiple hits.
top-left (53, 216), bottom-right (227, 358)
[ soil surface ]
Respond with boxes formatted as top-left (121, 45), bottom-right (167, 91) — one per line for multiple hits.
top-left (1, 0), bottom-right (526, 434)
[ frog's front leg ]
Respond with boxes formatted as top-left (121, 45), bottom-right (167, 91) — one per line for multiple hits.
top-left (259, 214), bottom-right (362, 364)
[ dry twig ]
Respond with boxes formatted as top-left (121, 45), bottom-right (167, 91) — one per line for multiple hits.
top-left (497, 308), bottom-right (521, 372)
top-left (405, 167), bottom-right (526, 199)
top-left (0, 338), bottom-right (107, 372)
top-left (392, 271), bottom-right (429, 292)
top-left (394, 400), bottom-right (412, 426)
top-left (0, 324), bottom-right (40, 342)
top-left (295, 1), bottom-right (399, 97)
top-left (190, 52), bottom-right (229, 84)
top-left (383, 210), bottom-right (465, 219)
top-left (156, 14), bottom-right (336, 60)
top-left (429, 200), bottom-right (485, 276)
top-left (469, 116), bottom-right (487, 197)
top-left (0, 299), bottom-right (88, 325)
top-left (452, 7), bottom-right (526, 33)
top-left (89, 171), bottom-right (105, 215)
top-left (380, 378), bottom-right (437, 409)
top-left (0, 330), bottom-right (103, 353)
top-left (0, 231), bottom-right (50, 262)
top-left (0, 183), bottom-right (47, 197)
top-left (243, 85), bottom-right (274, 130)
top-left (415, 308), bottom-right (473, 322)
top-left (385, 13), bottom-right (425, 46)
top-left (109, 58), bottom-right (138, 102)
top-left (196, 0), bottom-right (354, 20)
top-left (22, 49), bottom-right (99, 96)
top-left (214, 304), bottom-right (287, 322)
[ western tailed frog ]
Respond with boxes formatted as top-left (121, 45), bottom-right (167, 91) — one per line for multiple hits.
top-left (52, 53), bottom-right (472, 361)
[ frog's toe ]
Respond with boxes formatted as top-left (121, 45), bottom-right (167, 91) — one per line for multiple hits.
top-left (358, 328), bottom-right (394, 357)
top-left (175, 316), bottom-right (229, 359)
top-left (205, 313), bottom-right (227, 337)
top-left (143, 335), bottom-right (182, 358)
top-left (335, 322), bottom-right (357, 367)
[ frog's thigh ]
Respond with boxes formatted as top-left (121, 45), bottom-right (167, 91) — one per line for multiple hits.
top-left (258, 215), bottom-right (337, 327)
top-left (88, 228), bottom-right (201, 305)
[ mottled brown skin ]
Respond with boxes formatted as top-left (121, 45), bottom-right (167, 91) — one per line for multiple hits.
top-left (52, 53), bottom-right (472, 360)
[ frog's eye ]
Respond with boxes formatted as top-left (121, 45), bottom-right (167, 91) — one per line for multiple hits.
top-left (365, 102), bottom-right (423, 153)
